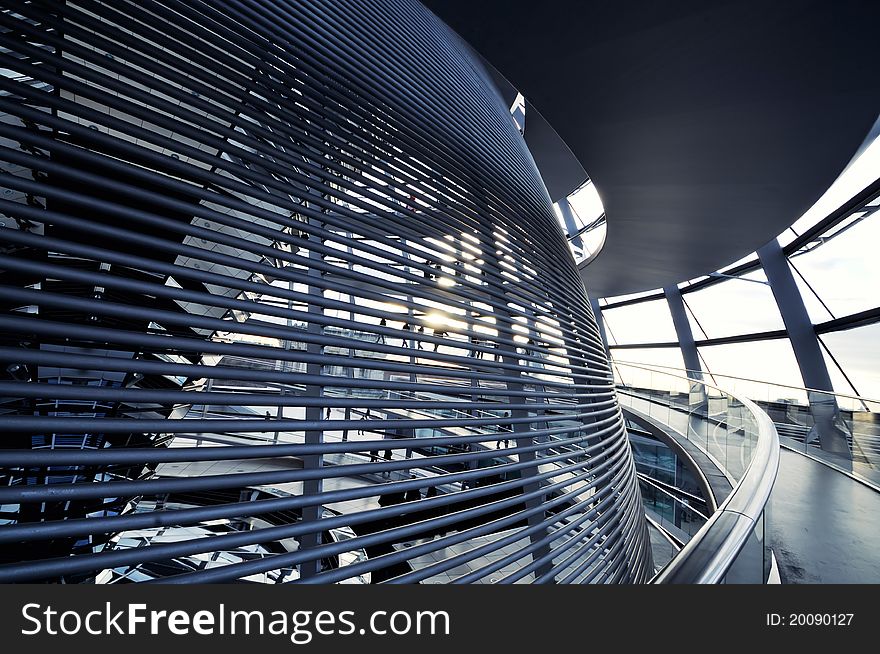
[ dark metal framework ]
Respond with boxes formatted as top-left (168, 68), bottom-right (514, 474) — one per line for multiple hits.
top-left (601, 183), bottom-right (880, 370)
top-left (0, 0), bottom-right (651, 583)
top-left (600, 179), bottom-right (880, 312)
top-left (597, 176), bottom-right (880, 465)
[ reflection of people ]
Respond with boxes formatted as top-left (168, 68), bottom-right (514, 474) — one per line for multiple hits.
top-left (382, 448), bottom-right (393, 478)
top-left (432, 329), bottom-right (447, 352)
top-left (378, 490), bottom-right (406, 507)
top-left (469, 335), bottom-right (483, 359)
top-left (496, 411), bottom-right (512, 448)
top-left (358, 407), bottom-right (372, 435)
top-left (377, 318), bottom-right (387, 344)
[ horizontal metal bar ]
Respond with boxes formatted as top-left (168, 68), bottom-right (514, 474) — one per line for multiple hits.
top-left (0, 442), bottom-right (631, 582)
top-left (0, 0), bottom-right (649, 585)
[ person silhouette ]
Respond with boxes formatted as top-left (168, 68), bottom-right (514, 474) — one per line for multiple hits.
top-left (404, 475), bottom-right (422, 503)
top-left (358, 407), bottom-right (372, 435)
top-left (497, 411), bottom-right (512, 447)
top-left (382, 448), bottom-right (393, 477)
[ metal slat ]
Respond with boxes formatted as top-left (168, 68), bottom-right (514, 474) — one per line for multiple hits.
top-left (0, 0), bottom-right (651, 584)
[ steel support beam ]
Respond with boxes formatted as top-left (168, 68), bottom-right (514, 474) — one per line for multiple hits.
top-left (558, 198), bottom-right (584, 251)
top-left (757, 239), bottom-right (850, 456)
top-left (663, 285), bottom-right (706, 413)
top-left (663, 285), bottom-right (703, 381)
top-left (589, 297), bottom-right (609, 353)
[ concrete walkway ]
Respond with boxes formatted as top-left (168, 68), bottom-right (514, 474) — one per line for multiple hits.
top-left (768, 448), bottom-right (880, 583)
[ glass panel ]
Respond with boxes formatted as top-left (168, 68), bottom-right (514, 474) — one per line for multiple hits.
top-left (788, 209), bottom-right (880, 319)
top-left (791, 265), bottom-right (836, 323)
top-left (820, 339), bottom-right (869, 400)
top-left (567, 180), bottom-right (604, 226)
top-left (725, 513), bottom-right (766, 584)
top-left (613, 361), bottom-right (774, 583)
top-left (600, 289), bottom-right (662, 306)
top-left (697, 339), bottom-right (805, 402)
top-left (602, 299), bottom-right (677, 345)
top-left (611, 348), bottom-right (685, 388)
top-left (555, 181), bottom-right (607, 263)
top-left (788, 133), bottom-right (880, 236)
top-left (682, 269), bottom-right (784, 339)
top-left (819, 324), bottom-right (880, 403)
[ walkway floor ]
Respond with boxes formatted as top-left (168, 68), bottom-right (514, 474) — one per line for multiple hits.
top-left (619, 391), bottom-right (880, 583)
top-left (768, 448), bottom-right (880, 583)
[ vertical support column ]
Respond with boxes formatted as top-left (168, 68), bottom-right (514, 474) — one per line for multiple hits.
top-left (588, 297), bottom-right (609, 353)
top-left (493, 318), bottom-right (554, 579)
top-left (757, 239), bottom-right (850, 456)
top-left (557, 198), bottom-right (584, 252)
top-left (663, 285), bottom-right (703, 381)
top-left (475, 206), bottom-right (553, 578)
top-left (275, 271), bottom-right (295, 445)
top-left (664, 285), bottom-right (706, 411)
top-left (299, 215), bottom-right (326, 578)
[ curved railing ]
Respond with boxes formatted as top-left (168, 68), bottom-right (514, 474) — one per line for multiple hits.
top-left (612, 362), bottom-right (780, 583)
top-left (614, 359), bottom-right (880, 488)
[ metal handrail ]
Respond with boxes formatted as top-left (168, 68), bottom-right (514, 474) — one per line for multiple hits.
top-left (613, 361), bottom-right (779, 583)
top-left (612, 358), bottom-right (880, 408)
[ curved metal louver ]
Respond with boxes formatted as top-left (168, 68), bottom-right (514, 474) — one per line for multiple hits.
top-left (0, 0), bottom-right (651, 583)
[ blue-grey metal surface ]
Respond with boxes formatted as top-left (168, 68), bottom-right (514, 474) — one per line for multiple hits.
top-left (0, 0), bottom-right (650, 584)
top-left (757, 239), bottom-right (850, 456)
top-left (663, 285), bottom-right (703, 383)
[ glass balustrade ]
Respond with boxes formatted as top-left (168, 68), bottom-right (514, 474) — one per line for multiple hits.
top-left (612, 361), bottom-right (779, 583)
top-left (614, 359), bottom-right (880, 488)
